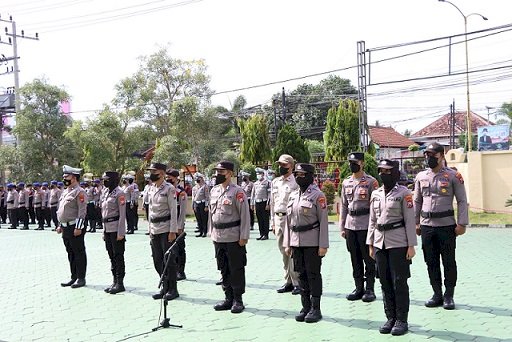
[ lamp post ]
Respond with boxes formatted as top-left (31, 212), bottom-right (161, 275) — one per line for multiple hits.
top-left (438, 0), bottom-right (487, 152)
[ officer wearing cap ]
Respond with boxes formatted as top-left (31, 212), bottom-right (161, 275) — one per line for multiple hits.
top-left (17, 182), bottom-right (30, 230)
top-left (57, 165), bottom-right (88, 289)
top-left (0, 184), bottom-right (6, 225)
top-left (267, 169), bottom-right (276, 182)
top-left (367, 159), bottom-right (417, 336)
top-left (240, 171), bottom-right (255, 230)
top-left (166, 169), bottom-right (188, 281)
top-left (93, 179), bottom-right (103, 230)
top-left (192, 172), bottom-right (210, 237)
top-left (42, 182), bottom-right (52, 228)
top-left (414, 142), bottom-right (468, 310)
top-left (49, 180), bottom-right (62, 230)
top-left (283, 163), bottom-right (329, 323)
top-left (251, 167), bottom-right (271, 240)
top-left (146, 162), bottom-right (179, 301)
top-left (122, 174), bottom-right (136, 234)
top-left (209, 160), bottom-right (250, 314)
top-left (142, 175), bottom-right (152, 223)
top-left (6, 183), bottom-right (18, 229)
top-left (101, 171), bottom-right (127, 294)
top-left (33, 182), bottom-right (45, 230)
top-left (27, 183), bottom-right (36, 225)
top-left (339, 152), bottom-right (379, 302)
top-left (270, 154), bottom-right (300, 294)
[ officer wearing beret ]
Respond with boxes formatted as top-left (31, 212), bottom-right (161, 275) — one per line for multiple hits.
top-left (27, 183), bottom-right (36, 225)
top-left (251, 167), bottom-right (271, 240)
top-left (33, 182), bottom-right (45, 230)
top-left (339, 152), bottom-right (379, 302)
top-left (57, 165), bottom-right (88, 288)
top-left (192, 172), bottom-right (209, 237)
top-left (166, 169), bottom-right (188, 281)
top-left (367, 159), bottom-right (417, 336)
top-left (17, 182), bottom-right (30, 230)
top-left (240, 171), bottom-right (255, 230)
top-left (0, 184), bottom-right (7, 225)
top-left (42, 182), bottom-right (52, 228)
top-left (209, 160), bottom-right (251, 314)
top-left (6, 183), bottom-right (18, 229)
top-left (414, 142), bottom-right (468, 310)
top-left (284, 163), bottom-right (329, 323)
top-left (146, 162), bottom-right (179, 301)
top-left (101, 171), bottom-right (127, 294)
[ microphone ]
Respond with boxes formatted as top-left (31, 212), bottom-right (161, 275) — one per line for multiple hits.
top-left (164, 231), bottom-right (186, 256)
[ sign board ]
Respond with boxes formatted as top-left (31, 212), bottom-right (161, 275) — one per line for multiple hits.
top-left (477, 124), bottom-right (510, 151)
top-left (0, 93), bottom-right (15, 110)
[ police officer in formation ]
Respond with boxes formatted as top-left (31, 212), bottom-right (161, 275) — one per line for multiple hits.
top-left (6, 183), bottom-right (18, 229)
top-left (33, 182), bottom-right (46, 230)
top-left (57, 165), bottom-right (88, 289)
top-left (283, 163), bottom-right (329, 323)
top-left (192, 172), bottom-right (209, 237)
top-left (414, 142), bottom-right (468, 310)
top-left (122, 174), bottom-right (137, 234)
top-left (339, 152), bottom-right (379, 302)
top-left (0, 184), bottom-right (7, 225)
top-left (146, 162), bottom-right (179, 301)
top-left (17, 182), bottom-right (30, 230)
top-left (93, 179), bottom-right (103, 230)
top-left (42, 182), bottom-right (52, 228)
top-left (166, 169), bottom-right (188, 281)
top-left (270, 154), bottom-right (300, 295)
top-left (209, 161), bottom-right (250, 314)
top-left (367, 159), bottom-right (417, 336)
top-left (101, 171), bottom-right (127, 295)
top-left (240, 171), bottom-right (255, 230)
top-left (251, 167), bottom-right (271, 240)
top-left (49, 180), bottom-right (62, 230)
top-left (27, 183), bottom-right (36, 224)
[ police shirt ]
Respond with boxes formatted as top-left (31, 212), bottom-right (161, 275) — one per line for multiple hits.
top-left (34, 189), bottom-right (44, 208)
top-left (6, 190), bottom-right (18, 209)
top-left (367, 185), bottom-right (417, 249)
top-left (50, 188), bottom-right (62, 208)
top-left (148, 182), bottom-right (178, 235)
top-left (339, 173), bottom-right (379, 231)
top-left (175, 184), bottom-right (188, 229)
top-left (192, 183), bottom-right (209, 204)
top-left (18, 189), bottom-right (29, 209)
top-left (250, 178), bottom-right (271, 205)
top-left (283, 184), bottom-right (329, 248)
top-left (208, 183), bottom-right (250, 243)
top-left (413, 167), bottom-right (469, 227)
top-left (241, 180), bottom-right (254, 200)
top-left (101, 186), bottom-right (126, 235)
top-left (270, 174), bottom-right (298, 227)
top-left (57, 184), bottom-right (87, 228)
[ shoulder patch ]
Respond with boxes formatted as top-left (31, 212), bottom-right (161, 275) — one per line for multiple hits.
top-left (455, 172), bottom-right (464, 184)
top-left (404, 194), bottom-right (413, 208)
top-left (119, 195), bottom-right (126, 206)
top-left (373, 179), bottom-right (379, 190)
top-left (236, 191), bottom-right (245, 203)
top-left (78, 192), bottom-right (85, 203)
top-left (317, 196), bottom-right (327, 209)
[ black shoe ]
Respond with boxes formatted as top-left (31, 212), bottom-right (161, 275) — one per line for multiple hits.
top-left (214, 299), bottom-right (233, 311)
top-left (71, 279), bottom-right (86, 288)
top-left (260, 236), bottom-right (268, 240)
top-left (196, 233), bottom-right (203, 237)
top-left (391, 320), bottom-right (408, 336)
top-left (256, 236), bottom-right (262, 240)
top-left (304, 308), bottom-right (322, 323)
top-left (443, 296), bottom-right (455, 310)
top-left (425, 294), bottom-right (443, 307)
top-left (346, 288), bottom-right (364, 301)
top-left (362, 289), bottom-right (376, 302)
top-left (164, 291), bottom-right (179, 301)
top-left (8, 226), bottom-right (17, 229)
top-left (109, 282), bottom-right (125, 294)
top-left (379, 318), bottom-right (396, 334)
top-left (277, 283), bottom-right (294, 293)
top-left (202, 233), bottom-right (207, 237)
top-left (231, 301), bottom-right (245, 314)
top-left (215, 280), bottom-right (222, 286)
top-left (295, 308), bottom-right (308, 322)
top-left (126, 230), bottom-right (134, 235)
top-left (177, 272), bottom-right (187, 281)
top-left (152, 290), bottom-right (164, 300)
top-left (145, 232), bottom-right (150, 235)
top-left (194, 229), bottom-right (200, 233)
top-left (291, 286), bottom-right (301, 295)
top-left (61, 279), bottom-right (77, 287)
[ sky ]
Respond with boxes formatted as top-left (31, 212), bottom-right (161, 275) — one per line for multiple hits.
top-left (1, 0), bottom-right (511, 137)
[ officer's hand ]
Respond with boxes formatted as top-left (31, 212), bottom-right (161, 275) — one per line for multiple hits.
top-left (341, 229), bottom-right (346, 239)
top-left (250, 205), bottom-right (255, 211)
top-left (318, 247), bottom-right (328, 257)
top-left (285, 247), bottom-right (292, 256)
top-left (56, 226), bottom-right (62, 234)
top-left (238, 239), bottom-right (248, 247)
top-left (204, 207), bottom-right (209, 212)
top-left (265, 204), bottom-right (269, 211)
top-left (455, 224), bottom-right (466, 236)
top-left (369, 245), bottom-right (375, 260)
top-left (178, 228), bottom-right (184, 235)
top-left (406, 246), bottom-right (416, 260)
top-left (73, 228), bottom-right (81, 237)
top-left (168, 232), bottom-right (176, 242)
top-left (271, 225), bottom-right (275, 235)
top-left (117, 234), bottom-right (124, 241)
top-left (415, 224), bottom-right (421, 236)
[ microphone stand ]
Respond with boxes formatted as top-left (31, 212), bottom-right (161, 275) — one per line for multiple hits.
top-left (152, 232), bottom-right (186, 331)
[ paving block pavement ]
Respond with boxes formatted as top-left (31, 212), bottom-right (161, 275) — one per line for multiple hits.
top-left (0, 220), bottom-right (512, 342)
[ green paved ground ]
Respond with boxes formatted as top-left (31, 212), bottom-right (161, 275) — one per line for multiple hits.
top-left (1, 220), bottom-right (511, 342)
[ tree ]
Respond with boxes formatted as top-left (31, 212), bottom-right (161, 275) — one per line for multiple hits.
top-left (238, 114), bottom-right (271, 165)
top-left (0, 145), bottom-right (24, 182)
top-left (403, 129), bottom-right (412, 138)
top-left (408, 144), bottom-right (419, 158)
top-left (321, 180), bottom-right (336, 213)
top-left (271, 124), bottom-right (310, 167)
top-left (306, 139), bottom-right (325, 156)
top-left (458, 133), bottom-right (478, 152)
top-left (499, 101), bottom-right (512, 130)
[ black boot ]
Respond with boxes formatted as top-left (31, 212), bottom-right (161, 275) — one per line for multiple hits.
top-left (380, 291), bottom-right (396, 333)
top-left (231, 293), bottom-right (245, 314)
top-left (176, 265), bottom-right (186, 281)
top-left (104, 273), bottom-right (116, 293)
top-left (362, 278), bottom-right (376, 302)
top-left (443, 287), bottom-right (455, 310)
top-left (109, 277), bottom-right (126, 294)
top-left (295, 294), bottom-right (311, 322)
top-left (152, 288), bottom-right (164, 300)
top-left (214, 288), bottom-right (233, 311)
top-left (425, 285), bottom-right (443, 307)
top-left (304, 296), bottom-right (322, 323)
top-left (164, 280), bottom-right (179, 300)
top-left (379, 318), bottom-right (396, 334)
top-left (391, 320), bottom-right (409, 336)
top-left (346, 279), bottom-right (364, 301)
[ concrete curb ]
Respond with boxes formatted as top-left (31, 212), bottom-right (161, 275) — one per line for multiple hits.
top-left (468, 224), bottom-right (512, 228)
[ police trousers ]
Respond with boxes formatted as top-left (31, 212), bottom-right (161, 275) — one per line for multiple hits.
top-left (292, 246), bottom-right (323, 298)
top-left (50, 207), bottom-right (59, 227)
top-left (105, 232), bottom-right (125, 278)
top-left (375, 246), bottom-right (410, 321)
top-left (421, 225), bottom-right (457, 289)
top-left (214, 241), bottom-right (247, 297)
top-left (345, 229), bottom-right (375, 285)
top-left (255, 202), bottom-right (270, 237)
top-left (18, 207), bottom-right (29, 228)
top-left (62, 226), bottom-right (87, 279)
top-left (150, 233), bottom-right (176, 292)
top-left (35, 206), bottom-right (44, 228)
top-left (193, 202), bottom-right (208, 235)
top-left (175, 232), bottom-right (186, 271)
top-left (8, 208), bottom-right (17, 228)
top-left (0, 205), bottom-right (7, 223)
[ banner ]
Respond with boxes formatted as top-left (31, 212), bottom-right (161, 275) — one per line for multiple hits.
top-left (477, 124), bottom-right (510, 151)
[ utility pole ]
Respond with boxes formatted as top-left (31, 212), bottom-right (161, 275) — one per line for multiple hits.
top-left (281, 87), bottom-right (286, 123)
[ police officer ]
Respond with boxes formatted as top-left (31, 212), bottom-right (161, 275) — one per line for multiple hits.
top-left (283, 163), bottom-right (329, 323)
top-left (192, 173), bottom-right (209, 237)
top-left (0, 184), bottom-right (7, 225)
top-left (33, 182), bottom-right (45, 230)
top-left (27, 183), bottom-right (36, 224)
top-left (42, 182), bottom-right (52, 228)
top-left (146, 162), bottom-right (179, 301)
top-left (251, 167), bottom-right (271, 240)
top-left (57, 165), bottom-right (88, 289)
top-left (6, 183), bottom-right (18, 229)
top-left (17, 182), bottom-right (30, 230)
top-left (339, 152), bottom-right (379, 302)
top-left (49, 180), bottom-right (62, 230)
top-left (166, 169), bottom-right (188, 281)
top-left (209, 161), bottom-right (250, 314)
top-left (267, 169), bottom-right (276, 182)
top-left (367, 159), bottom-right (417, 336)
top-left (93, 179), bottom-right (103, 230)
top-left (414, 142), bottom-right (468, 310)
top-left (270, 154), bottom-right (300, 295)
top-left (101, 171), bottom-right (127, 294)
top-left (240, 171), bottom-right (255, 230)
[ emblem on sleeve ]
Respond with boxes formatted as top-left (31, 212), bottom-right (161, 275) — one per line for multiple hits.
top-left (455, 172), bottom-right (464, 184)
top-left (318, 196), bottom-right (327, 209)
top-left (236, 192), bottom-right (245, 203)
top-left (373, 180), bottom-right (379, 190)
top-left (404, 194), bottom-right (413, 208)
top-left (78, 192), bottom-right (85, 203)
top-left (119, 195), bottom-right (126, 206)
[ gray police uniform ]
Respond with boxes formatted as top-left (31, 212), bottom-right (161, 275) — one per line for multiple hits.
top-left (192, 182), bottom-right (209, 236)
top-left (34, 188), bottom-right (45, 229)
top-left (251, 176), bottom-right (271, 239)
top-left (175, 184), bottom-right (188, 277)
top-left (18, 188), bottom-right (30, 229)
top-left (6, 189), bottom-right (18, 228)
top-left (242, 179), bottom-right (255, 228)
top-left (367, 184), bottom-right (417, 325)
top-left (50, 187), bottom-right (62, 228)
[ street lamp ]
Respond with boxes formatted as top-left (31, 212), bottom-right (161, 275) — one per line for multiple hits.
top-left (438, 0), bottom-right (488, 152)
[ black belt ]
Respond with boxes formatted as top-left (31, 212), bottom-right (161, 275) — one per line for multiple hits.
top-left (150, 215), bottom-right (171, 223)
top-left (420, 210), bottom-right (454, 219)
top-left (292, 221), bottom-right (320, 232)
top-left (275, 212), bottom-right (287, 217)
top-left (103, 215), bottom-right (120, 223)
top-left (377, 220), bottom-right (405, 231)
top-left (349, 208), bottom-right (370, 216)
top-left (213, 220), bottom-right (241, 229)
top-left (51, 202), bottom-right (58, 205)
top-left (7, 200), bottom-right (14, 204)
top-left (19, 202), bottom-right (25, 205)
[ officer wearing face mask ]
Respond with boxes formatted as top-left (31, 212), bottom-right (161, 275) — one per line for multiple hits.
top-left (270, 154), bottom-right (300, 295)
top-left (339, 152), bottom-right (379, 302)
top-left (240, 171), bottom-right (255, 230)
top-left (192, 173), bottom-right (209, 237)
top-left (251, 167), bottom-right (271, 240)
top-left (367, 159), bottom-right (417, 336)
top-left (49, 180), bottom-right (62, 230)
top-left (414, 142), bottom-right (468, 310)
top-left (6, 183), bottom-right (18, 229)
top-left (0, 185), bottom-right (7, 225)
top-left (17, 182), bottom-right (30, 230)
top-left (283, 163), bottom-right (329, 323)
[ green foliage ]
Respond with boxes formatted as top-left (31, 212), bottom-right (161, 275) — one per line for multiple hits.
top-left (338, 153), bottom-right (379, 189)
top-left (458, 133), bottom-right (478, 152)
top-left (239, 162), bottom-right (256, 180)
top-left (0, 145), bottom-right (24, 182)
top-left (367, 141), bottom-right (377, 157)
top-left (506, 195), bottom-right (512, 207)
top-left (321, 180), bottom-right (336, 208)
top-left (238, 114), bottom-right (271, 164)
top-left (306, 139), bottom-right (325, 155)
top-left (271, 124), bottom-right (310, 168)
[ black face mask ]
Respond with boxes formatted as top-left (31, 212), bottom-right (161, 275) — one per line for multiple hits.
top-left (63, 179), bottom-right (72, 187)
top-left (426, 156), bottom-right (439, 169)
top-left (349, 163), bottom-right (361, 173)
top-left (380, 173), bottom-right (396, 190)
top-left (243, 177), bottom-right (249, 182)
top-left (215, 174), bottom-right (227, 185)
top-left (149, 173), bottom-right (160, 182)
top-left (279, 166), bottom-right (289, 176)
top-left (296, 174), bottom-right (314, 192)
